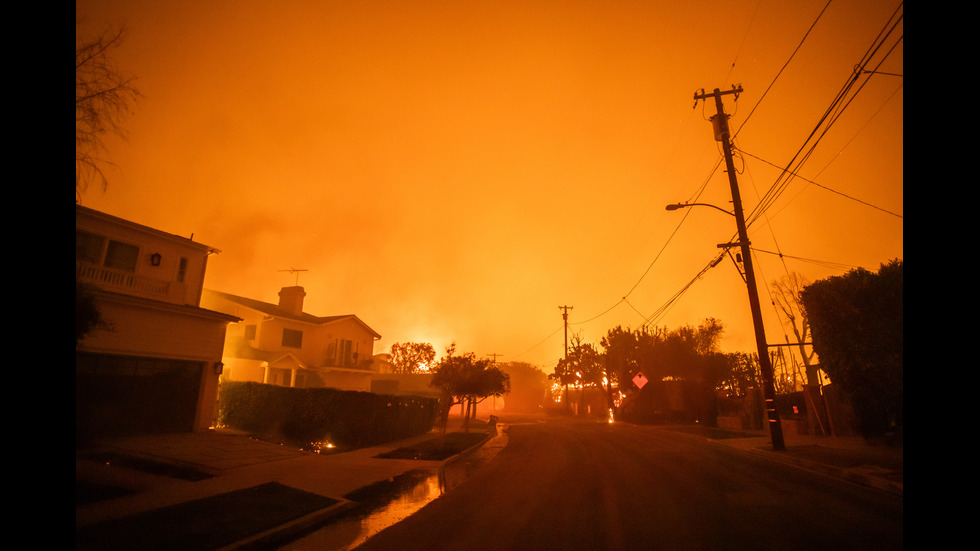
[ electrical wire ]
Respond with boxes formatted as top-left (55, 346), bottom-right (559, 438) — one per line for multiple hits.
top-left (750, 247), bottom-right (857, 271)
top-left (507, 2), bottom-right (901, 368)
top-left (510, 325), bottom-right (564, 361)
top-left (738, 148), bottom-right (903, 219)
top-left (639, 250), bottom-right (728, 330)
top-left (743, 5), bottom-right (903, 229)
top-left (731, 0), bottom-right (834, 140)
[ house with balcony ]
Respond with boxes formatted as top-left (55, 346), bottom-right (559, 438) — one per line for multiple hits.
top-left (76, 204), bottom-right (240, 441)
top-left (201, 287), bottom-right (384, 392)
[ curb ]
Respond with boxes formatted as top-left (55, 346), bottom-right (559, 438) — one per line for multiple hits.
top-left (442, 431), bottom-right (493, 467)
top-left (219, 500), bottom-right (357, 551)
top-left (226, 427), bottom-right (498, 550)
top-left (737, 445), bottom-right (903, 498)
top-left (655, 425), bottom-right (903, 498)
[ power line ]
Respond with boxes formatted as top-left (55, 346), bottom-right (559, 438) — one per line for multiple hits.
top-left (509, 325), bottom-right (564, 360)
top-left (737, 148), bottom-right (903, 219)
top-left (640, 251), bottom-right (727, 330)
top-left (507, 3), bottom-right (902, 369)
top-left (750, 247), bottom-right (857, 271)
top-left (564, 157), bottom-right (724, 331)
top-left (743, 6), bottom-right (903, 230)
top-left (732, 0), bottom-right (833, 140)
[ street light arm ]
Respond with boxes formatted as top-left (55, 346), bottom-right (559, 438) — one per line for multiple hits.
top-left (665, 202), bottom-right (735, 217)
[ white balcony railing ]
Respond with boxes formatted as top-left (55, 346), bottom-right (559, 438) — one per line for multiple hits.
top-left (76, 263), bottom-right (186, 303)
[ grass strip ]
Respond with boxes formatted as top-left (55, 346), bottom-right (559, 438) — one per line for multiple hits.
top-left (375, 431), bottom-right (489, 460)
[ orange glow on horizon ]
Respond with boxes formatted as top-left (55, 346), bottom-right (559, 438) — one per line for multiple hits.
top-left (77, 0), bottom-right (902, 376)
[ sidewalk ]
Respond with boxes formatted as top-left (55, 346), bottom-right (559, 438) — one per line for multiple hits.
top-left (669, 424), bottom-right (903, 496)
top-left (76, 418), bottom-right (901, 550)
top-left (76, 419), bottom-right (487, 551)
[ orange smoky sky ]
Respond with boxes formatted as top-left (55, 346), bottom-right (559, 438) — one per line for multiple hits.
top-left (76, 0), bottom-right (903, 373)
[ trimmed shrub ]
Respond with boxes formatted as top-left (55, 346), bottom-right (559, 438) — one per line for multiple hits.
top-left (217, 381), bottom-right (439, 450)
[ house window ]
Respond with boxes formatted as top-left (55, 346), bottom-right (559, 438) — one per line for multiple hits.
top-left (104, 240), bottom-right (140, 272)
top-left (76, 231), bottom-right (105, 264)
top-left (326, 338), bottom-right (354, 367)
top-left (76, 231), bottom-right (140, 272)
top-left (342, 339), bottom-right (354, 367)
top-left (177, 257), bottom-right (188, 282)
top-left (243, 324), bottom-right (257, 340)
top-left (282, 328), bottom-right (303, 348)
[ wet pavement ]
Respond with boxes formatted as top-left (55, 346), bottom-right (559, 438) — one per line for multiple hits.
top-left (277, 422), bottom-right (511, 550)
top-left (76, 415), bottom-right (900, 550)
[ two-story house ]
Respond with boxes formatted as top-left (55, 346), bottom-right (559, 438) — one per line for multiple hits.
top-left (76, 204), bottom-right (240, 440)
top-left (201, 287), bottom-right (383, 391)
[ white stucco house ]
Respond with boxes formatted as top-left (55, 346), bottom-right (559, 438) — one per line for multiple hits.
top-left (201, 287), bottom-right (386, 392)
top-left (76, 204), bottom-right (240, 439)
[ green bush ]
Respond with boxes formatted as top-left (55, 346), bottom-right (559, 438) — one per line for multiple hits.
top-left (217, 381), bottom-right (439, 450)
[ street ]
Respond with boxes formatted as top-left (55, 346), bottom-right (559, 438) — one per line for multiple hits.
top-left (347, 418), bottom-right (902, 551)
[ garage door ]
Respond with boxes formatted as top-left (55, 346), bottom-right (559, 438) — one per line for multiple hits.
top-left (76, 352), bottom-right (203, 442)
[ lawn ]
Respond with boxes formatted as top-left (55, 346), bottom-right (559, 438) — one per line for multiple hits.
top-left (375, 431), bottom-right (490, 460)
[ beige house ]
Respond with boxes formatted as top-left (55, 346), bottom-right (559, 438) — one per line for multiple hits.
top-left (201, 287), bottom-right (385, 391)
top-left (76, 205), bottom-right (240, 439)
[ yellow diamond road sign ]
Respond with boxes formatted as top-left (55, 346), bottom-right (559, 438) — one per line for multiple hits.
top-left (632, 371), bottom-right (648, 389)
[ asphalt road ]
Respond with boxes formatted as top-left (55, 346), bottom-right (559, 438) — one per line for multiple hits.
top-left (351, 418), bottom-right (903, 551)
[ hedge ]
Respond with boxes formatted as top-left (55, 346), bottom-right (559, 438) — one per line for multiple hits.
top-left (216, 381), bottom-right (440, 450)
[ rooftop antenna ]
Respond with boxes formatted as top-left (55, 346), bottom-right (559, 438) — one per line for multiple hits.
top-left (278, 267), bottom-right (309, 286)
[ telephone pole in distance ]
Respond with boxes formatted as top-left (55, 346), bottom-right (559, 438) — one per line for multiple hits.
top-left (558, 305), bottom-right (573, 411)
top-left (558, 305), bottom-right (573, 360)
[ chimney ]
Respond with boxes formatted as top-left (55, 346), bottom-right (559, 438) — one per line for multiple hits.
top-left (278, 286), bottom-right (306, 316)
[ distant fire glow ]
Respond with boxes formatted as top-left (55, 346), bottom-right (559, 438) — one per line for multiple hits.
top-left (76, 1), bottom-right (902, 375)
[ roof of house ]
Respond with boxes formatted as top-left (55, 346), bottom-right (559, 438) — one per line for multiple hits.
top-left (204, 289), bottom-right (382, 339)
top-left (76, 204), bottom-right (220, 254)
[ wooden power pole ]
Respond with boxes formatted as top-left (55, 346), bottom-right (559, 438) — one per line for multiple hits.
top-left (694, 85), bottom-right (785, 451)
top-left (558, 305), bottom-right (573, 411)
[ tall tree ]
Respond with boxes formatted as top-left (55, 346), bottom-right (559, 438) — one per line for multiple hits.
top-left (800, 260), bottom-right (903, 439)
top-left (771, 272), bottom-right (819, 385)
top-left (601, 326), bottom-right (640, 407)
top-left (562, 334), bottom-right (607, 414)
top-left (76, 22), bottom-right (140, 198)
top-left (389, 342), bottom-right (437, 374)
top-left (636, 319), bottom-right (726, 385)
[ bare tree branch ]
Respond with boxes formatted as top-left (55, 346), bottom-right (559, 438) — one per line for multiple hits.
top-left (76, 23), bottom-right (141, 199)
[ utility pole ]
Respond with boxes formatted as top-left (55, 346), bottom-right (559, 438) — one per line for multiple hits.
top-left (558, 305), bottom-right (573, 359)
top-left (694, 85), bottom-right (785, 451)
top-left (558, 305), bottom-right (573, 411)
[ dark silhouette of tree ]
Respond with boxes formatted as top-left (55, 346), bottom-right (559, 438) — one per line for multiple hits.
top-left (430, 344), bottom-right (509, 441)
top-left (601, 326), bottom-right (640, 411)
top-left (76, 22), bottom-right (141, 198)
top-left (555, 334), bottom-right (608, 414)
top-left (631, 319), bottom-right (726, 386)
top-left (608, 320), bottom-right (732, 424)
top-left (720, 352), bottom-right (761, 398)
top-left (800, 260), bottom-right (903, 439)
top-left (389, 342), bottom-right (437, 373)
top-left (76, 277), bottom-right (106, 347)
